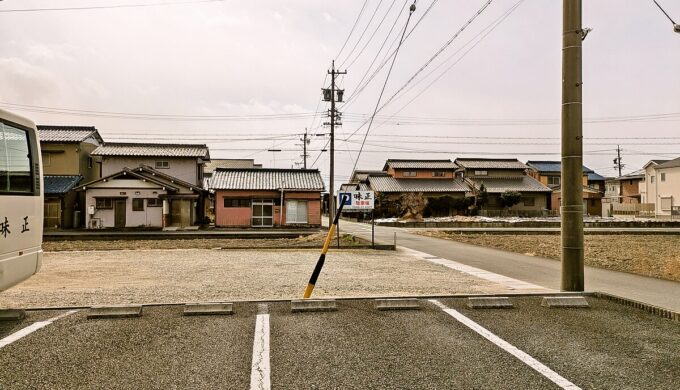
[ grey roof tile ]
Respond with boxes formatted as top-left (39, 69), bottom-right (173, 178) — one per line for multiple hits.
top-left (44, 175), bottom-right (82, 194)
top-left (210, 169), bottom-right (324, 191)
top-left (367, 176), bottom-right (469, 193)
top-left (655, 156), bottom-right (680, 169)
top-left (204, 159), bottom-right (260, 171)
top-left (455, 158), bottom-right (528, 170)
top-left (383, 159), bottom-right (458, 170)
top-left (92, 142), bottom-right (209, 158)
top-left (469, 176), bottom-right (552, 193)
top-left (37, 126), bottom-right (103, 143)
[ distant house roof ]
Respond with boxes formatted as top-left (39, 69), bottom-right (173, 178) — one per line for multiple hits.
top-left (37, 125), bottom-right (103, 144)
top-left (587, 172), bottom-right (605, 182)
top-left (44, 175), bottom-right (82, 195)
top-left (204, 159), bottom-right (261, 172)
top-left (78, 166), bottom-right (204, 193)
top-left (642, 159), bottom-right (670, 169)
top-left (615, 169), bottom-right (645, 181)
top-left (210, 169), bottom-right (324, 191)
top-left (92, 142), bottom-right (210, 159)
top-left (367, 176), bottom-right (469, 193)
top-left (383, 159), bottom-right (458, 170)
top-left (350, 170), bottom-right (388, 183)
top-left (455, 158), bottom-right (528, 170)
top-left (468, 176), bottom-right (552, 193)
top-left (340, 182), bottom-right (371, 192)
top-left (655, 156), bottom-right (680, 169)
top-left (526, 160), bottom-right (604, 181)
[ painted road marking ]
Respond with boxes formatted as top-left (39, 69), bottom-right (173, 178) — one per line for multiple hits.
top-left (404, 248), bottom-right (547, 291)
top-left (250, 304), bottom-right (271, 390)
top-left (430, 300), bottom-right (580, 390)
top-left (0, 310), bottom-right (78, 349)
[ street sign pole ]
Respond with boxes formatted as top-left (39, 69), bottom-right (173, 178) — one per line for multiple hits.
top-left (372, 211), bottom-right (375, 249)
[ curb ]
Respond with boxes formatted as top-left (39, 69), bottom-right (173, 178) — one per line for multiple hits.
top-left (594, 292), bottom-right (680, 322)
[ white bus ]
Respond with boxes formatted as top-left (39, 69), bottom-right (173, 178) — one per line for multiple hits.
top-left (0, 108), bottom-right (43, 292)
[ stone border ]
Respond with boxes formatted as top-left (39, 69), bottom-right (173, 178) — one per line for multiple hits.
top-left (594, 292), bottom-right (680, 322)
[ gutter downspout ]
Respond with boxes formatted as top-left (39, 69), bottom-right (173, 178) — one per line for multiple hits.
top-left (279, 182), bottom-right (286, 226)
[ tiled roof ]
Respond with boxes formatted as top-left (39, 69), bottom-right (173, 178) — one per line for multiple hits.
top-left (92, 142), bottom-right (209, 158)
top-left (350, 170), bottom-right (386, 183)
top-left (383, 159), bottom-right (458, 170)
top-left (340, 182), bottom-right (371, 192)
top-left (468, 176), bottom-right (552, 193)
top-left (367, 176), bottom-right (468, 193)
top-left (526, 160), bottom-right (605, 180)
top-left (204, 159), bottom-right (260, 171)
top-left (37, 126), bottom-right (103, 143)
top-left (587, 172), bottom-right (605, 181)
top-left (210, 169), bottom-right (324, 191)
top-left (656, 156), bottom-right (680, 169)
top-left (455, 158), bottom-right (528, 170)
top-left (44, 175), bottom-right (82, 194)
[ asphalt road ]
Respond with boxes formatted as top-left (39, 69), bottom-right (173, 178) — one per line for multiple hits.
top-left (1, 297), bottom-right (678, 389)
top-left (335, 218), bottom-right (680, 312)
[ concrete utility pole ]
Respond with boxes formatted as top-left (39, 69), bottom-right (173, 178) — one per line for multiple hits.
top-left (325, 61), bottom-right (346, 223)
top-left (614, 145), bottom-right (623, 177)
top-left (561, 0), bottom-right (585, 291)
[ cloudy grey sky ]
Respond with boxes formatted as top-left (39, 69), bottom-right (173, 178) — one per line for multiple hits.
top-left (1, 0), bottom-right (679, 187)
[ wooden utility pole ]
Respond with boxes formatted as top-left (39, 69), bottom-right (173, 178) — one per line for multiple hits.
top-left (561, 0), bottom-right (585, 291)
top-left (326, 61), bottom-right (346, 223)
top-left (302, 129), bottom-right (309, 169)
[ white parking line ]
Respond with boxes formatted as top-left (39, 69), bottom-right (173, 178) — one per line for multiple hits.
top-left (250, 304), bottom-right (271, 390)
top-left (404, 248), bottom-right (547, 291)
top-left (0, 310), bottom-right (78, 349)
top-left (429, 300), bottom-right (580, 390)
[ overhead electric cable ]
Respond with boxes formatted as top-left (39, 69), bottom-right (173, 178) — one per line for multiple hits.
top-left (343, 0), bottom-right (401, 70)
top-left (335, 0), bottom-right (370, 61)
top-left (339, 0), bottom-right (385, 68)
top-left (349, 0), bottom-right (417, 175)
top-left (0, 0), bottom-right (224, 13)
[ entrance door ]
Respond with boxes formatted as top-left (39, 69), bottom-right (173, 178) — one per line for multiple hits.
top-left (44, 200), bottom-right (61, 228)
top-left (114, 199), bottom-right (126, 228)
top-left (170, 199), bottom-right (193, 227)
top-left (252, 199), bottom-right (274, 227)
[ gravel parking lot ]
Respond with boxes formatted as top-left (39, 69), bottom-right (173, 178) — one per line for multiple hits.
top-left (417, 232), bottom-right (680, 282)
top-left (0, 248), bottom-right (515, 308)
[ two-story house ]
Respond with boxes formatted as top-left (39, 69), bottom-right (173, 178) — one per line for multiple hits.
top-left (641, 157), bottom-right (680, 217)
top-left (37, 125), bottom-right (103, 228)
top-left (350, 160), bottom-right (468, 217)
top-left (456, 158), bottom-right (552, 215)
top-left (526, 160), bottom-right (604, 215)
top-left (79, 143), bottom-right (210, 229)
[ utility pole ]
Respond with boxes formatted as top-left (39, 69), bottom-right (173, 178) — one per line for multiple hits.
top-left (323, 60), bottom-right (346, 223)
top-left (614, 145), bottom-right (623, 177)
top-left (561, 0), bottom-right (584, 292)
top-left (303, 129), bottom-right (309, 169)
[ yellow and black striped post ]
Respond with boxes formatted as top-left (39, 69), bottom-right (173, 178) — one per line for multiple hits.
top-left (303, 195), bottom-right (348, 298)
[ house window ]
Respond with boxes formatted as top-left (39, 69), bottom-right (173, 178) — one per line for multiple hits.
top-left (403, 171), bottom-right (417, 177)
top-left (132, 199), bottom-right (144, 211)
top-left (432, 171), bottom-right (445, 177)
top-left (88, 157), bottom-right (93, 168)
top-left (660, 197), bottom-right (672, 211)
top-left (96, 198), bottom-right (114, 209)
top-left (522, 197), bottom-right (535, 207)
top-left (147, 198), bottom-right (162, 207)
top-left (224, 198), bottom-right (250, 207)
top-left (548, 176), bottom-right (560, 185)
top-left (155, 161), bottom-right (170, 169)
top-left (286, 200), bottom-right (308, 224)
top-left (661, 173), bottom-right (666, 182)
top-left (651, 176), bottom-right (655, 183)
top-left (474, 170), bottom-right (488, 176)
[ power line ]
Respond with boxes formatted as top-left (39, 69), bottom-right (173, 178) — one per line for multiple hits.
top-left (335, 0), bottom-right (370, 61)
top-left (343, 0), bottom-right (401, 70)
top-left (338, 0), bottom-right (385, 68)
top-left (350, 0), bottom-right (417, 175)
top-left (0, 0), bottom-right (224, 13)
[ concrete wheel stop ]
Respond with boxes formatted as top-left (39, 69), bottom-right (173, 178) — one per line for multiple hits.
top-left (467, 297), bottom-right (514, 309)
top-left (0, 309), bottom-right (26, 321)
top-left (87, 305), bottom-right (143, 319)
top-left (183, 303), bottom-right (233, 316)
top-left (375, 298), bottom-right (421, 310)
top-left (291, 299), bottom-right (338, 313)
top-left (541, 296), bottom-right (590, 308)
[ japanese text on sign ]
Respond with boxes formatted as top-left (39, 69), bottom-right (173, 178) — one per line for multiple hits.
top-left (338, 191), bottom-right (374, 211)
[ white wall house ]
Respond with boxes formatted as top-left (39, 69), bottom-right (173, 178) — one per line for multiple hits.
top-left (641, 158), bottom-right (680, 216)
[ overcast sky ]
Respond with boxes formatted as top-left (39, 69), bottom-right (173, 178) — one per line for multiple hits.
top-left (1, 0), bottom-right (679, 188)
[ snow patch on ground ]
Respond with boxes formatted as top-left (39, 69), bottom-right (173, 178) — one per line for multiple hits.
top-left (375, 216), bottom-right (661, 223)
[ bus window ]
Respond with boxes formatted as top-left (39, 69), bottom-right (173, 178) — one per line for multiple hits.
top-left (0, 122), bottom-right (33, 194)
